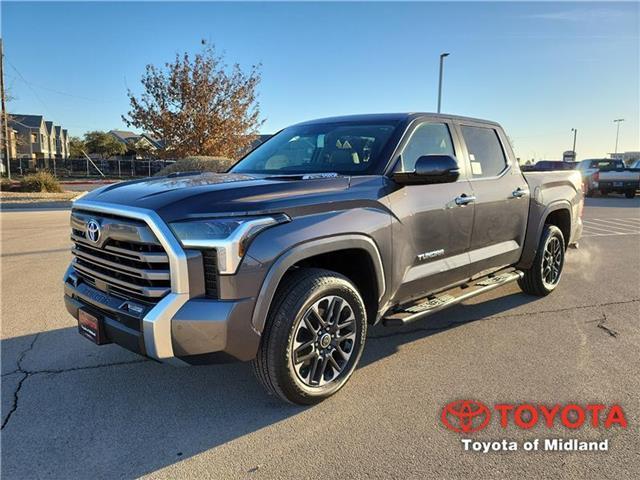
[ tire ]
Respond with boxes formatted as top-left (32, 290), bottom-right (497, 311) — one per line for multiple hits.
top-left (518, 225), bottom-right (565, 297)
top-left (251, 268), bottom-right (367, 405)
top-left (625, 190), bottom-right (636, 199)
top-left (585, 189), bottom-right (594, 198)
top-left (600, 189), bottom-right (608, 196)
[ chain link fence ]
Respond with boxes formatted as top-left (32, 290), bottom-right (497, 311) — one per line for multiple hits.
top-left (6, 157), bottom-right (176, 178)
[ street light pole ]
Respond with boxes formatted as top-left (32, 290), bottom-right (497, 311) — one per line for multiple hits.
top-left (437, 52), bottom-right (449, 113)
top-left (613, 119), bottom-right (624, 155)
top-left (571, 128), bottom-right (577, 154)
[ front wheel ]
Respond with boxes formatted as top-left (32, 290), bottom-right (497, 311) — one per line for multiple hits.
top-left (252, 268), bottom-right (367, 405)
top-left (518, 225), bottom-right (565, 296)
top-left (625, 190), bottom-right (636, 199)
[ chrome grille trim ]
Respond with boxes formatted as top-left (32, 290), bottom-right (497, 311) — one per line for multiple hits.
top-left (72, 259), bottom-right (169, 298)
top-left (70, 234), bottom-right (169, 263)
top-left (71, 247), bottom-right (171, 281)
top-left (71, 199), bottom-right (192, 364)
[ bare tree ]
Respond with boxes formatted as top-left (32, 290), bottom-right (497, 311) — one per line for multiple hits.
top-left (123, 42), bottom-right (263, 159)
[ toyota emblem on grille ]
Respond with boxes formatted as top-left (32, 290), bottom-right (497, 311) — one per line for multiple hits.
top-left (86, 219), bottom-right (101, 243)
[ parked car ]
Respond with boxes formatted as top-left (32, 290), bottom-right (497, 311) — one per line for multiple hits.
top-left (64, 113), bottom-right (583, 404)
top-left (578, 159), bottom-right (639, 198)
top-left (525, 161), bottom-right (578, 171)
top-left (628, 159), bottom-right (640, 170)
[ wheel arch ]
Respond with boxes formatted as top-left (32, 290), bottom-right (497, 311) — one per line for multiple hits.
top-left (251, 235), bottom-right (386, 333)
top-left (517, 200), bottom-right (572, 270)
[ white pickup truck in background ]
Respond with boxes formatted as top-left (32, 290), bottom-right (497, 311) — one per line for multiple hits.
top-left (578, 159), bottom-right (640, 198)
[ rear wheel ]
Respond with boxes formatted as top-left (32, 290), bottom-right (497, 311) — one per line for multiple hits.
top-left (625, 190), bottom-right (636, 199)
top-left (518, 225), bottom-right (565, 296)
top-left (252, 268), bottom-right (367, 405)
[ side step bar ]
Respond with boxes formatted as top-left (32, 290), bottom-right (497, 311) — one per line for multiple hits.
top-left (382, 270), bottom-right (524, 327)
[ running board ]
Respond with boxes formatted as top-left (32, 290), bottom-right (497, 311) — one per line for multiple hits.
top-left (382, 270), bottom-right (524, 327)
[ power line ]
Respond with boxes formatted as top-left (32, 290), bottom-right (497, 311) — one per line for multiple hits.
top-left (5, 58), bottom-right (49, 113)
top-left (6, 57), bottom-right (117, 104)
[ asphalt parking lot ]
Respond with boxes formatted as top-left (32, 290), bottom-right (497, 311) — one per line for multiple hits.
top-left (1, 197), bottom-right (639, 479)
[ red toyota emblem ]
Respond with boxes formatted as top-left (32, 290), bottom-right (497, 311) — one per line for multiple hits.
top-left (441, 400), bottom-right (491, 433)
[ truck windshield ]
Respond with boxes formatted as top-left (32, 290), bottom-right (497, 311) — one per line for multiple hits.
top-left (231, 122), bottom-right (399, 175)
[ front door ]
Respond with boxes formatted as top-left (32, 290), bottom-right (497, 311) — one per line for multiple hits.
top-left (386, 121), bottom-right (475, 303)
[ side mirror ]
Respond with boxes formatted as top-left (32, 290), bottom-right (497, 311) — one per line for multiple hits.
top-left (393, 155), bottom-right (460, 185)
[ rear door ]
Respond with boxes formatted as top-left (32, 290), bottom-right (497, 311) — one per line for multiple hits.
top-left (456, 122), bottom-right (529, 276)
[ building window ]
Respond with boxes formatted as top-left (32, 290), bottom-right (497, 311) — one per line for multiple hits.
top-left (31, 133), bottom-right (37, 143)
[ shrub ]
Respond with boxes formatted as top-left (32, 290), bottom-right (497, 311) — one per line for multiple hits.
top-left (0, 178), bottom-right (14, 191)
top-left (155, 156), bottom-right (236, 177)
top-left (20, 171), bottom-right (63, 193)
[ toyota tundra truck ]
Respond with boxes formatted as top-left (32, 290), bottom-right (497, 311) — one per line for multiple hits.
top-left (64, 113), bottom-right (583, 404)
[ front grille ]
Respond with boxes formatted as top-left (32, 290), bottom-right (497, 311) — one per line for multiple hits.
top-left (70, 210), bottom-right (171, 304)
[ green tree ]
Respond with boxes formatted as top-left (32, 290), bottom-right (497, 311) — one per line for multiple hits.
top-left (68, 136), bottom-right (86, 157)
top-left (123, 42), bottom-right (263, 159)
top-left (83, 131), bottom-right (126, 158)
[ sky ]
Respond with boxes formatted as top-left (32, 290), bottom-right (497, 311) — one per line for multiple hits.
top-left (2, 1), bottom-right (638, 161)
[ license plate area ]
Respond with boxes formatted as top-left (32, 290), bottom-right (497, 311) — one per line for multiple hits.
top-left (78, 309), bottom-right (110, 345)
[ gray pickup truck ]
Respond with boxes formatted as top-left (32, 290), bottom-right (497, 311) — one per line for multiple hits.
top-left (64, 113), bottom-right (583, 404)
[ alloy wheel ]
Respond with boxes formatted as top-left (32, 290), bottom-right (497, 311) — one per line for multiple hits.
top-left (290, 295), bottom-right (357, 387)
top-left (541, 236), bottom-right (563, 288)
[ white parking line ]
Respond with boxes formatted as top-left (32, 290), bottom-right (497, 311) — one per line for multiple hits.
top-left (583, 221), bottom-right (637, 233)
top-left (581, 217), bottom-right (640, 237)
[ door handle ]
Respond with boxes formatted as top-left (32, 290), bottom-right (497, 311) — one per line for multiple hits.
top-left (512, 187), bottom-right (529, 198)
top-left (455, 194), bottom-right (476, 206)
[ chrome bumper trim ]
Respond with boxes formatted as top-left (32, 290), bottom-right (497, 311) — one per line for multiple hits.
top-left (72, 199), bottom-right (190, 364)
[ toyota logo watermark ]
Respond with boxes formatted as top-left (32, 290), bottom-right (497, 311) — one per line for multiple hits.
top-left (86, 219), bottom-right (101, 243)
top-left (441, 400), bottom-right (491, 433)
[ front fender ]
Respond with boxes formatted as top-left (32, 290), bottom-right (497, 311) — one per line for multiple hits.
top-left (245, 208), bottom-right (392, 333)
top-left (250, 234), bottom-right (386, 333)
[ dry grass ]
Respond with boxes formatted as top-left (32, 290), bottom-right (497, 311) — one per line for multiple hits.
top-left (0, 191), bottom-right (82, 203)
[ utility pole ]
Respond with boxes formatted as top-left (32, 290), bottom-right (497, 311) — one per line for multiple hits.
top-left (437, 52), bottom-right (449, 113)
top-left (613, 119), bottom-right (624, 155)
top-left (0, 38), bottom-right (11, 179)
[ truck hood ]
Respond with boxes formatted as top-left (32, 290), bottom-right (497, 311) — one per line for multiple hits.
top-left (79, 172), bottom-right (386, 222)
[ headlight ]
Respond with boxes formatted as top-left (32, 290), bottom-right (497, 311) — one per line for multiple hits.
top-left (170, 215), bottom-right (289, 274)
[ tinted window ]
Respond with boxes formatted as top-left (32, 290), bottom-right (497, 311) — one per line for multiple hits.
top-left (461, 126), bottom-right (507, 178)
top-left (232, 123), bottom-right (398, 175)
top-left (399, 123), bottom-right (455, 172)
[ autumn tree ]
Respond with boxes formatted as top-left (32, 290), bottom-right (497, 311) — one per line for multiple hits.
top-left (84, 131), bottom-right (126, 158)
top-left (122, 43), bottom-right (263, 159)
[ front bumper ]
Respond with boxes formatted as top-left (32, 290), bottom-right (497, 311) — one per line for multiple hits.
top-left (64, 268), bottom-right (261, 364)
top-left (64, 199), bottom-right (262, 365)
